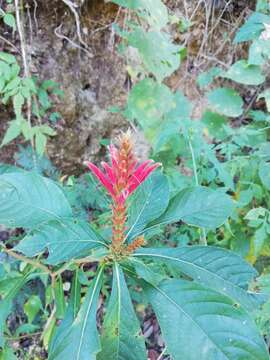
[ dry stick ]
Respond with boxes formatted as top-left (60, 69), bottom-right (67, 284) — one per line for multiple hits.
top-left (239, 85), bottom-right (264, 124)
top-left (194, 0), bottom-right (211, 66)
top-left (54, 23), bottom-right (92, 57)
top-left (61, 0), bottom-right (93, 57)
top-left (0, 35), bottom-right (21, 54)
top-left (1, 244), bottom-right (102, 278)
top-left (32, 0), bottom-right (38, 32)
top-left (14, 0), bottom-right (36, 154)
top-left (208, 0), bottom-right (233, 48)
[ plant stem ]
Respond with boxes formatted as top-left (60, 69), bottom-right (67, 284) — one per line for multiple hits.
top-left (1, 245), bottom-right (51, 274)
top-left (188, 136), bottom-right (207, 246)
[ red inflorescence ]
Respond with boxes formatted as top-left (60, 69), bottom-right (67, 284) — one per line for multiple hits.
top-left (85, 132), bottom-right (160, 248)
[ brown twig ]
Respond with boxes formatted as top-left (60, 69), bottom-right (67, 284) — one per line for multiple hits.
top-left (1, 245), bottom-right (51, 274)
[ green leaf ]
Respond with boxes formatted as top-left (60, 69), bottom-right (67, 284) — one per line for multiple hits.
top-left (0, 346), bottom-right (17, 360)
top-left (0, 172), bottom-right (72, 228)
top-left (98, 264), bottom-right (147, 360)
top-left (48, 268), bottom-right (103, 360)
top-left (245, 207), bottom-right (267, 221)
top-left (0, 300), bottom-right (12, 348)
top-left (1, 120), bottom-right (21, 146)
top-left (22, 77), bottom-right (37, 93)
top-left (254, 225), bottom-right (267, 257)
top-left (15, 219), bottom-right (107, 265)
top-left (20, 119), bottom-right (33, 141)
top-left (256, 0), bottom-right (270, 12)
top-left (39, 124), bottom-right (56, 136)
top-left (150, 186), bottom-right (234, 229)
top-left (0, 270), bottom-right (31, 347)
top-left (38, 88), bottom-right (51, 110)
top-left (126, 78), bottom-right (174, 129)
top-left (134, 246), bottom-right (263, 311)
top-left (24, 295), bottom-right (43, 323)
top-left (143, 279), bottom-right (269, 360)
top-left (49, 271), bottom-right (81, 356)
top-left (207, 87), bottom-right (244, 118)
top-left (234, 12), bottom-right (270, 43)
top-left (127, 28), bottom-right (180, 82)
top-left (127, 172), bottom-right (169, 241)
top-left (0, 52), bottom-right (16, 64)
top-left (3, 14), bottom-right (16, 30)
top-left (221, 60), bottom-right (265, 85)
top-left (110, 0), bottom-right (168, 29)
top-left (4, 77), bottom-right (20, 93)
top-left (201, 111), bottom-right (227, 140)
top-left (35, 131), bottom-right (47, 155)
top-left (259, 160), bottom-right (270, 190)
top-left (249, 39), bottom-right (270, 65)
top-left (54, 277), bottom-right (66, 319)
top-left (13, 93), bottom-right (24, 117)
top-left (151, 91), bottom-right (192, 151)
top-left (197, 67), bottom-right (221, 89)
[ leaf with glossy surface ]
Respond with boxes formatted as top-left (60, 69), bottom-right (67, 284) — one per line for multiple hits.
top-left (15, 219), bottom-right (107, 265)
top-left (144, 279), bottom-right (268, 360)
top-left (127, 172), bottom-right (169, 241)
top-left (49, 268), bottom-right (103, 360)
top-left (134, 246), bottom-right (263, 311)
top-left (150, 186), bottom-right (234, 229)
top-left (0, 172), bottom-right (72, 228)
top-left (98, 264), bottom-right (147, 360)
top-left (207, 87), bottom-right (243, 118)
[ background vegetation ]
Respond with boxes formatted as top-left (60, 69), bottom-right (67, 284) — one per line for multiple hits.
top-left (1, 0), bottom-right (270, 359)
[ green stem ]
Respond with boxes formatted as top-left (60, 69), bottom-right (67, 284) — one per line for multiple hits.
top-left (188, 136), bottom-right (207, 246)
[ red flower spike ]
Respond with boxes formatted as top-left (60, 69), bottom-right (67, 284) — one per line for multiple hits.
top-left (86, 132), bottom-right (161, 248)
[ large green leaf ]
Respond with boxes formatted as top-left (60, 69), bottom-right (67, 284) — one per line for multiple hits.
top-left (149, 186), bottom-right (234, 230)
top-left (127, 28), bottom-right (180, 82)
top-left (151, 91), bottom-right (192, 151)
top-left (134, 246), bottom-right (263, 311)
top-left (110, 0), bottom-right (168, 29)
top-left (249, 39), bottom-right (270, 65)
top-left (98, 264), bottom-right (147, 360)
top-left (221, 60), bottom-right (265, 85)
top-left (49, 271), bottom-right (81, 357)
top-left (126, 78), bottom-right (174, 129)
top-left (234, 12), bottom-right (270, 43)
top-left (259, 160), bottom-right (270, 190)
top-left (49, 268), bottom-right (103, 360)
top-left (127, 172), bottom-right (169, 241)
top-left (15, 219), bottom-right (107, 265)
top-left (0, 172), bottom-right (72, 228)
top-left (144, 279), bottom-right (269, 360)
top-left (207, 88), bottom-right (244, 118)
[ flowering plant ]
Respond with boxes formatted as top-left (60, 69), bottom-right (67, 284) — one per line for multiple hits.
top-left (0, 133), bottom-right (268, 359)
top-left (86, 132), bottom-right (160, 254)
